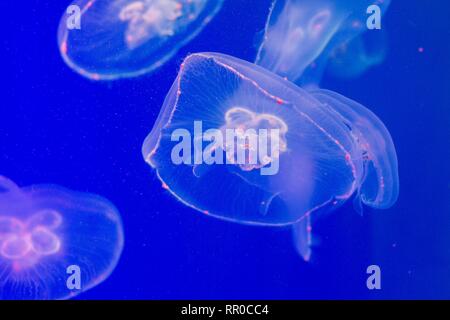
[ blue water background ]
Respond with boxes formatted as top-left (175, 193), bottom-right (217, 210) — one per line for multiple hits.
top-left (1, 0), bottom-right (449, 299)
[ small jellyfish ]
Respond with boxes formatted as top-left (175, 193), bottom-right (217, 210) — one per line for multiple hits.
top-left (58, 0), bottom-right (224, 80)
top-left (142, 52), bottom-right (398, 260)
top-left (324, 28), bottom-right (388, 80)
top-left (0, 176), bottom-right (124, 299)
top-left (255, 0), bottom-right (391, 85)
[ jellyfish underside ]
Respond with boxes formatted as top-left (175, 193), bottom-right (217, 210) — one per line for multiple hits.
top-left (0, 176), bottom-right (124, 300)
top-left (142, 52), bottom-right (398, 259)
top-left (58, 0), bottom-right (223, 80)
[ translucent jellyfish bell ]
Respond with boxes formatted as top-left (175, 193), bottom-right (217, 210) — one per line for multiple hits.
top-left (0, 176), bottom-right (124, 300)
top-left (255, 0), bottom-right (391, 85)
top-left (142, 52), bottom-right (398, 259)
top-left (58, 0), bottom-right (224, 80)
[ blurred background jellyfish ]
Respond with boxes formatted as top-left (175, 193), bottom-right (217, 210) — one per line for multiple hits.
top-left (323, 28), bottom-right (388, 80)
top-left (58, 0), bottom-right (224, 80)
top-left (142, 52), bottom-right (399, 261)
top-left (0, 176), bottom-right (124, 299)
top-left (255, 0), bottom-right (391, 86)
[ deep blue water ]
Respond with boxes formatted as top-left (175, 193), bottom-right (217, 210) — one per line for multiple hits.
top-left (1, 1), bottom-right (449, 299)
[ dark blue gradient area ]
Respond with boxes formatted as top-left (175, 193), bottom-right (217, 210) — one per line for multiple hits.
top-left (0, 0), bottom-right (449, 299)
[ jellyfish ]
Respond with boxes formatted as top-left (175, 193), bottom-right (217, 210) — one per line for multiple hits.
top-left (142, 52), bottom-right (399, 260)
top-left (324, 27), bottom-right (388, 80)
top-left (0, 176), bottom-right (124, 299)
top-left (255, 0), bottom-right (391, 85)
top-left (58, 0), bottom-right (224, 80)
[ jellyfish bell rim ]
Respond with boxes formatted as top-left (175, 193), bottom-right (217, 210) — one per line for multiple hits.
top-left (153, 169), bottom-right (311, 228)
top-left (57, 0), bottom-right (225, 81)
top-left (0, 176), bottom-right (33, 207)
top-left (0, 175), bottom-right (21, 193)
top-left (58, 20), bottom-right (174, 81)
top-left (310, 89), bottom-right (399, 209)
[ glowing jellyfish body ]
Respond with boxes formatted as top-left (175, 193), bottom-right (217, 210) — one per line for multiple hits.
top-left (0, 176), bottom-right (124, 299)
top-left (255, 0), bottom-right (391, 85)
top-left (142, 52), bottom-right (398, 259)
top-left (58, 0), bottom-right (223, 80)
